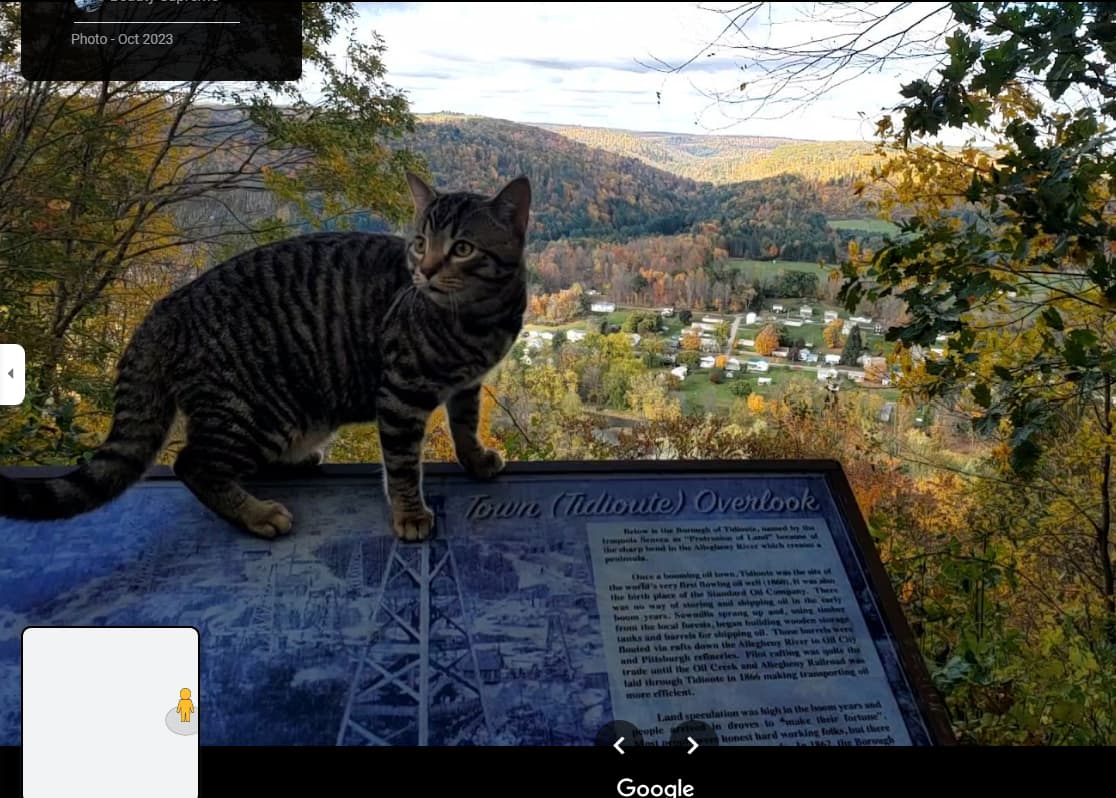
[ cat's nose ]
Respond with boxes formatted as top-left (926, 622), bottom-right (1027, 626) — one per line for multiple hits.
top-left (418, 259), bottom-right (443, 279)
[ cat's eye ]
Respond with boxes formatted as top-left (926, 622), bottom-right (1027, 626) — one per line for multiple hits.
top-left (450, 240), bottom-right (475, 258)
top-left (412, 236), bottom-right (426, 254)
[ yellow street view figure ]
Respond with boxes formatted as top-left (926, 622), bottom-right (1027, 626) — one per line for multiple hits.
top-left (177, 688), bottom-right (194, 723)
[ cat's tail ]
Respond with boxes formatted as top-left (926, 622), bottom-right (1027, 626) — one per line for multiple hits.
top-left (0, 342), bottom-right (176, 521)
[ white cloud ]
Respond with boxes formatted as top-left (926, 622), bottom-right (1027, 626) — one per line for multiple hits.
top-left (347, 2), bottom-right (957, 142)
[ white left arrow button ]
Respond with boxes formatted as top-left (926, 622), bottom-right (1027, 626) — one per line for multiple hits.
top-left (613, 736), bottom-right (626, 754)
top-left (0, 344), bottom-right (24, 406)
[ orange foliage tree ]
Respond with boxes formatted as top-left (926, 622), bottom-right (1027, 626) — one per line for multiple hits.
top-left (680, 332), bottom-right (702, 351)
top-left (754, 325), bottom-right (780, 356)
top-left (822, 319), bottom-right (845, 348)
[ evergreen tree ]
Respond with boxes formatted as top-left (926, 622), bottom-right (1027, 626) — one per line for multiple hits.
top-left (839, 325), bottom-right (863, 366)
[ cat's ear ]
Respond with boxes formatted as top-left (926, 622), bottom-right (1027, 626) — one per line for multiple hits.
top-left (405, 170), bottom-right (437, 214)
top-left (493, 175), bottom-right (531, 237)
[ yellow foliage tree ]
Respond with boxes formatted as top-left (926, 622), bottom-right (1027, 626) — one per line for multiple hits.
top-left (746, 393), bottom-right (765, 414)
top-left (822, 319), bottom-right (845, 349)
top-left (754, 325), bottom-right (780, 356)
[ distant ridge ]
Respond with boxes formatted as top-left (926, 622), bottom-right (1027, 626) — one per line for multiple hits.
top-left (524, 120), bottom-right (881, 187)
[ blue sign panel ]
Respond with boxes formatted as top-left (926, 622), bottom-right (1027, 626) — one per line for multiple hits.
top-left (0, 462), bottom-right (951, 747)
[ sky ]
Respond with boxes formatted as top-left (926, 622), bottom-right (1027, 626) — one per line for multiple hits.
top-left (355, 2), bottom-right (955, 143)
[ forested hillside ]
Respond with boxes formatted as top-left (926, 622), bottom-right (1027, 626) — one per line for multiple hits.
top-left (406, 114), bottom-right (711, 241)
top-left (180, 110), bottom-right (854, 260)
top-left (537, 122), bottom-right (882, 185)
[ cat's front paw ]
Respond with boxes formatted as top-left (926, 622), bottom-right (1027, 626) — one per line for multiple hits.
top-left (241, 500), bottom-right (294, 539)
top-left (461, 447), bottom-right (505, 480)
top-left (392, 505), bottom-right (435, 542)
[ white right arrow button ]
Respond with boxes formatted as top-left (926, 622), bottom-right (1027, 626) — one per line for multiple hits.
top-left (687, 736), bottom-right (699, 755)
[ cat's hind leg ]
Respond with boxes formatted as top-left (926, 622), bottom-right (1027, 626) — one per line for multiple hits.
top-left (174, 415), bottom-right (293, 538)
top-left (447, 385), bottom-right (505, 479)
top-left (270, 428), bottom-right (337, 471)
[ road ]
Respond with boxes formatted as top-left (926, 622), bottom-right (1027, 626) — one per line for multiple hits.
top-left (724, 314), bottom-right (743, 356)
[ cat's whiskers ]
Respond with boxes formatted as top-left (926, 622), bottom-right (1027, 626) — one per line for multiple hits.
top-left (449, 289), bottom-right (460, 327)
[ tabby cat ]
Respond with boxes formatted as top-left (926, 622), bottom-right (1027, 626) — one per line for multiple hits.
top-left (0, 173), bottom-right (531, 543)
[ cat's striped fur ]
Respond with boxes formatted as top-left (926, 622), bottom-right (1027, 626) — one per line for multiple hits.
top-left (0, 173), bottom-right (531, 542)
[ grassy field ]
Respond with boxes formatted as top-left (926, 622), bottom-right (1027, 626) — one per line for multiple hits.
top-left (524, 319), bottom-right (585, 334)
top-left (675, 371), bottom-right (739, 413)
top-left (675, 362), bottom-right (895, 416)
top-left (675, 365), bottom-right (840, 414)
top-left (728, 259), bottom-right (833, 282)
top-left (829, 218), bottom-right (899, 235)
top-left (734, 321), bottom-right (831, 351)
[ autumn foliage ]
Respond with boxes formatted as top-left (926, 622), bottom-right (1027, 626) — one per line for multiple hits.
top-left (754, 325), bottom-right (780, 356)
top-left (822, 319), bottom-right (844, 349)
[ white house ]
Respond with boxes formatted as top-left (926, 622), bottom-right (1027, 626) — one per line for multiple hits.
top-left (700, 356), bottom-right (717, 369)
top-left (772, 304), bottom-right (784, 313)
top-left (726, 358), bottom-right (742, 372)
top-left (670, 366), bottom-right (688, 380)
top-left (772, 348), bottom-right (790, 359)
top-left (566, 330), bottom-right (587, 343)
top-left (846, 371), bottom-right (866, 382)
top-left (824, 310), bottom-right (839, 322)
top-left (817, 368), bottom-right (839, 381)
top-left (590, 301), bottom-right (615, 313)
top-left (757, 377), bottom-right (773, 385)
top-left (746, 359), bottom-right (770, 373)
top-left (784, 319), bottom-right (804, 328)
top-left (700, 338), bottom-right (720, 353)
top-left (701, 315), bottom-right (723, 325)
top-left (824, 353), bottom-right (841, 365)
top-left (745, 312), bottom-right (757, 325)
top-left (800, 306), bottom-right (814, 317)
top-left (739, 338), bottom-right (756, 348)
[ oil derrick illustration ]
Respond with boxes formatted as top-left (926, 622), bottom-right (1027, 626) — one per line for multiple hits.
top-left (337, 497), bottom-right (492, 746)
top-left (344, 540), bottom-right (365, 596)
top-left (248, 563), bottom-right (278, 657)
top-left (545, 611), bottom-right (572, 679)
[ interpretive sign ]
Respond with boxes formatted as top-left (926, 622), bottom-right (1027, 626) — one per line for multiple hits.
top-left (0, 461), bottom-right (953, 747)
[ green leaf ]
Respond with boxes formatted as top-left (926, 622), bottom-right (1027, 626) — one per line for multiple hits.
top-left (950, 2), bottom-right (980, 27)
top-left (1064, 329), bottom-right (1097, 367)
top-left (1010, 438), bottom-right (1042, 474)
top-left (971, 383), bottom-right (992, 408)
top-left (1042, 307), bottom-right (1064, 331)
